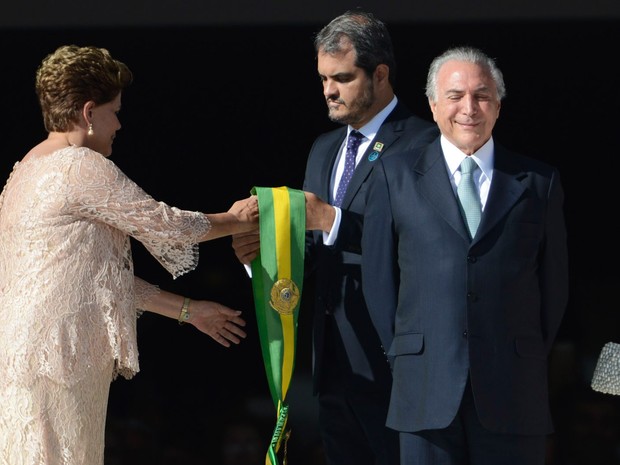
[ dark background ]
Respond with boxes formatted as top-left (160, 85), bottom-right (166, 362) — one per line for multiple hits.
top-left (1, 3), bottom-right (619, 464)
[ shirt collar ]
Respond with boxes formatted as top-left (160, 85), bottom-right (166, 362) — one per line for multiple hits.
top-left (441, 135), bottom-right (494, 182)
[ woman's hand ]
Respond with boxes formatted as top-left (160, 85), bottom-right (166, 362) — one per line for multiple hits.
top-left (228, 195), bottom-right (259, 232)
top-left (187, 299), bottom-right (247, 347)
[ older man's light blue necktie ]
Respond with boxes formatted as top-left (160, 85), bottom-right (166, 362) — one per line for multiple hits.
top-left (457, 156), bottom-right (482, 238)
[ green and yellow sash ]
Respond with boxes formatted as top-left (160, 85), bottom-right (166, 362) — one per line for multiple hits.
top-left (250, 186), bottom-right (305, 465)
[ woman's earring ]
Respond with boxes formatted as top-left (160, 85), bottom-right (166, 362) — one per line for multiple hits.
top-left (87, 123), bottom-right (94, 136)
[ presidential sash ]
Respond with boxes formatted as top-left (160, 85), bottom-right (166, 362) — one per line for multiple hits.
top-left (250, 186), bottom-right (305, 465)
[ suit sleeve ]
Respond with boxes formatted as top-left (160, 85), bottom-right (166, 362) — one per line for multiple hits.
top-left (361, 160), bottom-right (400, 360)
top-left (540, 168), bottom-right (569, 353)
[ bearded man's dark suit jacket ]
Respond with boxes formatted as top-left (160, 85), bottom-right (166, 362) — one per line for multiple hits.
top-left (301, 101), bottom-right (438, 463)
top-left (361, 136), bottom-right (569, 447)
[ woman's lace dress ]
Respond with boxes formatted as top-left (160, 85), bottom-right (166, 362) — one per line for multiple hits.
top-left (0, 146), bottom-right (211, 464)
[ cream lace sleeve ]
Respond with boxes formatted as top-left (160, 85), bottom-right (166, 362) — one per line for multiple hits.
top-left (134, 276), bottom-right (161, 314)
top-left (66, 147), bottom-right (211, 278)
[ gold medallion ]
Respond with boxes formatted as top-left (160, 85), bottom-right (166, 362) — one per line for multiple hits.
top-left (270, 278), bottom-right (300, 315)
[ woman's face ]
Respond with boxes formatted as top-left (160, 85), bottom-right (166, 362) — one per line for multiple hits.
top-left (86, 93), bottom-right (122, 157)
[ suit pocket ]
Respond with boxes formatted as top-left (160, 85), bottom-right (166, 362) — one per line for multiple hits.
top-left (388, 332), bottom-right (424, 357)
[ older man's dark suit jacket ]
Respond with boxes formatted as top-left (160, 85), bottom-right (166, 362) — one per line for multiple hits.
top-left (302, 102), bottom-right (438, 397)
top-left (362, 137), bottom-right (569, 435)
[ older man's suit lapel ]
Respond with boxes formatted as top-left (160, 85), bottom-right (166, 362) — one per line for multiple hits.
top-left (414, 140), bottom-right (471, 242)
top-left (414, 140), bottom-right (529, 244)
top-left (474, 146), bottom-right (527, 244)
